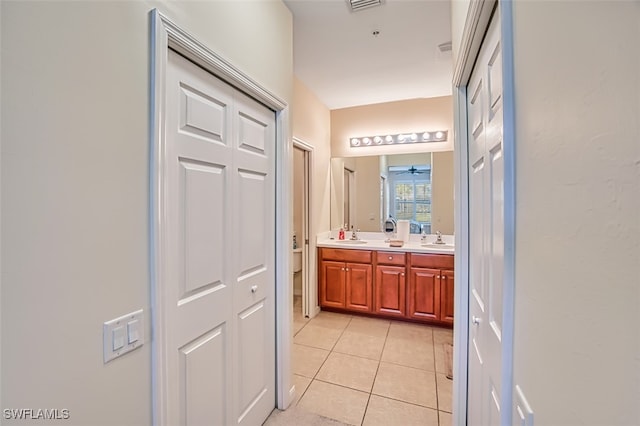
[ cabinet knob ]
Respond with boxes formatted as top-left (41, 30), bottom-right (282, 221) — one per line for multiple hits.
top-left (346, 268), bottom-right (349, 272)
top-left (341, 267), bottom-right (345, 271)
top-left (472, 316), bottom-right (481, 325)
top-left (437, 275), bottom-right (441, 279)
top-left (388, 256), bottom-right (393, 260)
top-left (401, 273), bottom-right (405, 276)
top-left (251, 285), bottom-right (258, 293)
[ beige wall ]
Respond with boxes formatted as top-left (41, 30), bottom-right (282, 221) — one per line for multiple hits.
top-left (0, 2), bottom-right (292, 425)
top-left (331, 97), bottom-right (454, 158)
top-left (511, 3), bottom-right (639, 424)
top-left (291, 77), bottom-right (332, 305)
top-left (452, 1), bottom-right (640, 423)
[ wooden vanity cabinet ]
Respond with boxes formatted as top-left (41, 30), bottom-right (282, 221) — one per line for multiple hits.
top-left (409, 253), bottom-right (455, 324)
top-left (319, 248), bottom-right (373, 312)
top-left (407, 267), bottom-right (440, 321)
top-left (374, 252), bottom-right (407, 318)
top-left (318, 247), bottom-right (454, 325)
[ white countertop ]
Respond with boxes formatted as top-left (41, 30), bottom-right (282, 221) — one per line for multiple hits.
top-left (316, 231), bottom-right (455, 255)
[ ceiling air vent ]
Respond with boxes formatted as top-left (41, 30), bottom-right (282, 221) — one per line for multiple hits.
top-left (348, 0), bottom-right (383, 12)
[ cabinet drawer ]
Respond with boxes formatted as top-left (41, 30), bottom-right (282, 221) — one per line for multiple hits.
top-left (320, 248), bottom-right (372, 263)
top-left (376, 251), bottom-right (406, 266)
top-left (410, 253), bottom-right (454, 269)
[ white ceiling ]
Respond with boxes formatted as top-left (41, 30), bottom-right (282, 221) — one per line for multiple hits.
top-left (283, 0), bottom-right (453, 110)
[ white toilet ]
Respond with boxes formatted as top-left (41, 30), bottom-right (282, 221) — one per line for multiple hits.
top-left (292, 248), bottom-right (302, 273)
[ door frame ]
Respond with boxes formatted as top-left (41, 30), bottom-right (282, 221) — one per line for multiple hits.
top-left (452, 1), bottom-right (516, 424)
top-left (292, 138), bottom-right (318, 319)
top-left (149, 9), bottom-right (293, 424)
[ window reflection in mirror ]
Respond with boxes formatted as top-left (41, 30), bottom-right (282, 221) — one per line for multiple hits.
top-left (330, 152), bottom-right (454, 235)
top-left (388, 164), bottom-right (431, 234)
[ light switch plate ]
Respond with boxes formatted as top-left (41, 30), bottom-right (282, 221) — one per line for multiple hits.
top-left (514, 385), bottom-right (534, 426)
top-left (103, 309), bottom-right (144, 363)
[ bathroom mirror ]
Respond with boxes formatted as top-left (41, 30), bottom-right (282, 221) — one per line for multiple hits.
top-left (330, 152), bottom-right (454, 234)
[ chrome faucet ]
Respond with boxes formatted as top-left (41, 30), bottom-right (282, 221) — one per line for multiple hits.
top-left (420, 224), bottom-right (429, 243)
top-left (350, 226), bottom-right (360, 240)
top-left (434, 231), bottom-right (445, 244)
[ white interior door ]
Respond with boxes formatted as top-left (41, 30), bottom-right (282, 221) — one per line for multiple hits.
top-left (164, 49), bottom-right (275, 426)
top-left (467, 10), bottom-right (505, 426)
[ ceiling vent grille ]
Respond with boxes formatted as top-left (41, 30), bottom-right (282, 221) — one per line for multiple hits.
top-left (348, 0), bottom-right (383, 12)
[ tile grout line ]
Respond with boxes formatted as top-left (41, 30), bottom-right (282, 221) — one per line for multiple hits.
top-left (293, 312), bottom-right (352, 410)
top-left (299, 314), bottom-right (354, 408)
top-left (431, 329), bottom-right (443, 425)
top-left (359, 321), bottom-right (391, 426)
top-left (368, 390), bottom-right (440, 412)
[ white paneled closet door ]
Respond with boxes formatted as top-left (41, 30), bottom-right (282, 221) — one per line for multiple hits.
top-left (466, 9), bottom-right (505, 426)
top-left (164, 49), bottom-right (276, 426)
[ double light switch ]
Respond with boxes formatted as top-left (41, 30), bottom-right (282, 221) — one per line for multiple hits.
top-left (103, 309), bottom-right (144, 363)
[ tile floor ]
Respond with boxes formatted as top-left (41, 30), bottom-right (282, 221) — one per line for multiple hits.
top-left (266, 297), bottom-right (454, 426)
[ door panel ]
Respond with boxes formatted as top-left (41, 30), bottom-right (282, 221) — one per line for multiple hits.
top-left (375, 266), bottom-right (406, 317)
top-left (467, 10), bottom-right (504, 426)
top-left (237, 170), bottom-right (268, 277)
top-left (179, 83), bottom-right (227, 143)
top-left (321, 261), bottom-right (345, 308)
top-left (165, 49), bottom-right (275, 426)
top-left (407, 267), bottom-right (439, 321)
top-left (345, 263), bottom-right (372, 311)
top-left (180, 160), bottom-right (226, 296)
top-left (237, 301), bottom-right (269, 424)
top-left (232, 84), bottom-right (275, 426)
top-left (440, 270), bottom-right (455, 324)
top-left (179, 327), bottom-right (226, 426)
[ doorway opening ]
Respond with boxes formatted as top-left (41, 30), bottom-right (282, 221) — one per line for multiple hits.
top-left (292, 138), bottom-right (314, 323)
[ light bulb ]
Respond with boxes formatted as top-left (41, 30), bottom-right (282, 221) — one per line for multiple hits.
top-left (435, 131), bottom-right (444, 139)
top-left (374, 136), bottom-right (383, 144)
top-left (351, 138), bottom-right (360, 146)
top-left (385, 135), bottom-right (393, 143)
top-left (398, 134), bottom-right (406, 143)
top-left (410, 133), bottom-right (417, 141)
top-left (363, 137), bottom-right (372, 145)
top-left (422, 132), bottom-right (430, 140)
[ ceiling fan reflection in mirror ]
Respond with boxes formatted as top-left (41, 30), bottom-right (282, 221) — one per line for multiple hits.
top-left (390, 165), bottom-right (429, 175)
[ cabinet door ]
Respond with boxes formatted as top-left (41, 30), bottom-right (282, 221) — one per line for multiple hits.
top-left (321, 261), bottom-right (345, 308)
top-left (375, 265), bottom-right (406, 317)
top-left (407, 267), bottom-right (440, 321)
top-left (345, 263), bottom-right (372, 312)
top-left (440, 270), bottom-right (455, 324)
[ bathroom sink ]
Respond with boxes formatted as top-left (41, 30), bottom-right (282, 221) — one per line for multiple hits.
top-left (334, 239), bottom-right (367, 244)
top-left (421, 243), bottom-right (455, 249)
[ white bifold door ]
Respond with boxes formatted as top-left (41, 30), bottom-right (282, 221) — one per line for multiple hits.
top-left (162, 49), bottom-right (276, 426)
top-left (466, 9), bottom-right (506, 426)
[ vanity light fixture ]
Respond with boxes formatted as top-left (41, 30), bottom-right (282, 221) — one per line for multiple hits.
top-left (349, 130), bottom-right (448, 148)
